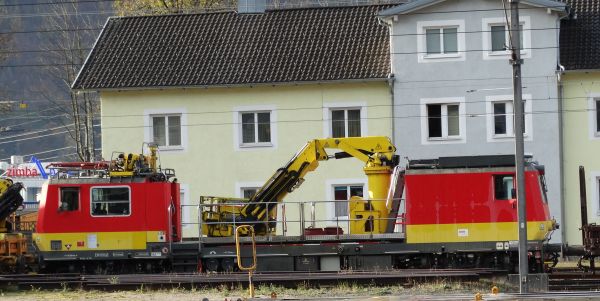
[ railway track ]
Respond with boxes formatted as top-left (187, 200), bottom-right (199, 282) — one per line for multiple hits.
top-left (0, 269), bottom-right (494, 290)
top-left (549, 270), bottom-right (600, 291)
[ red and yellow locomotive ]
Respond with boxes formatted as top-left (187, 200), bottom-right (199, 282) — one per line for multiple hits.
top-left (30, 139), bottom-right (557, 273)
top-left (33, 148), bottom-right (181, 273)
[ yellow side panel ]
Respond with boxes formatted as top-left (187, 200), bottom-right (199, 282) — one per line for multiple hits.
top-left (406, 221), bottom-right (554, 243)
top-left (33, 231), bottom-right (163, 252)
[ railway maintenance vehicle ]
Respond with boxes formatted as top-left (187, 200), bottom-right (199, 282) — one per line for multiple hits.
top-left (28, 137), bottom-right (557, 274)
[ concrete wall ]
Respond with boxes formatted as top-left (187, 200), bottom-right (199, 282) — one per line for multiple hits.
top-left (385, 0), bottom-right (563, 241)
top-left (100, 82), bottom-right (393, 237)
top-left (562, 72), bottom-right (600, 245)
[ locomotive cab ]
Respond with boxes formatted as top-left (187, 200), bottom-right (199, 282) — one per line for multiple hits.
top-left (33, 154), bottom-right (181, 273)
top-left (402, 155), bottom-right (556, 271)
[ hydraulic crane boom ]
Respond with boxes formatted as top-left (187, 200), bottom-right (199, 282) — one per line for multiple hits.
top-left (202, 136), bottom-right (399, 237)
top-left (0, 179), bottom-right (24, 232)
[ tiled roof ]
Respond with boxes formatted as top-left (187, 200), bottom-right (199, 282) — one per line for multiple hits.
top-left (560, 0), bottom-right (600, 71)
top-left (379, 0), bottom-right (565, 16)
top-left (72, 5), bottom-right (391, 90)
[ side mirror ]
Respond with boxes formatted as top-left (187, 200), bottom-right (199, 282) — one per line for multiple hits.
top-left (511, 188), bottom-right (516, 198)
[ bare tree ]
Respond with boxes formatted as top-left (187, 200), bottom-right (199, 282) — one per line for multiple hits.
top-left (36, 1), bottom-right (109, 161)
top-left (114, 0), bottom-right (237, 15)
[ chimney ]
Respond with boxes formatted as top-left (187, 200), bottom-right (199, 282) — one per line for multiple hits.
top-left (238, 0), bottom-right (266, 14)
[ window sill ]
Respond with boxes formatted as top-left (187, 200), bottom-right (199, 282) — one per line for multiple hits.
top-left (427, 136), bottom-right (463, 141)
top-left (487, 50), bottom-right (529, 57)
top-left (420, 53), bottom-right (464, 63)
top-left (158, 146), bottom-right (185, 152)
top-left (491, 134), bottom-right (530, 140)
top-left (239, 143), bottom-right (274, 149)
top-left (424, 53), bottom-right (461, 59)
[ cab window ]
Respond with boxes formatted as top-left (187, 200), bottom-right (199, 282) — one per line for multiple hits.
top-left (538, 175), bottom-right (549, 204)
top-left (91, 187), bottom-right (130, 216)
top-left (494, 175), bottom-right (515, 200)
top-left (59, 187), bottom-right (79, 211)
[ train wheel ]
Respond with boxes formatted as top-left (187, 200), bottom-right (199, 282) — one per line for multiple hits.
top-left (221, 258), bottom-right (235, 272)
top-left (205, 258), bottom-right (219, 272)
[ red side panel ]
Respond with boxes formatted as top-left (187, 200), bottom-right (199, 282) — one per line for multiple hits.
top-left (171, 182), bottom-right (182, 242)
top-left (404, 170), bottom-right (551, 226)
top-left (36, 182), bottom-right (176, 237)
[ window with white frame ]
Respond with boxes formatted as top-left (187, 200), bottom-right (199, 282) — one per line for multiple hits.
top-left (592, 172), bottom-right (600, 216)
top-left (240, 111), bottom-right (271, 145)
top-left (492, 100), bottom-right (526, 135)
top-left (594, 98), bottom-right (600, 135)
top-left (490, 24), bottom-right (523, 52)
top-left (420, 98), bottom-right (465, 144)
top-left (598, 177), bottom-right (600, 215)
top-left (333, 185), bottom-right (364, 218)
top-left (417, 20), bottom-right (465, 63)
top-left (587, 96), bottom-right (600, 140)
top-left (152, 114), bottom-right (182, 147)
top-left (486, 95), bottom-right (532, 141)
top-left (483, 17), bottom-right (530, 60)
top-left (426, 27), bottom-right (458, 55)
top-left (331, 108), bottom-right (361, 138)
top-left (91, 186), bottom-right (130, 216)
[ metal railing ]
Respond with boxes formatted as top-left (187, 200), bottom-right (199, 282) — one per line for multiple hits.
top-left (180, 197), bottom-right (406, 243)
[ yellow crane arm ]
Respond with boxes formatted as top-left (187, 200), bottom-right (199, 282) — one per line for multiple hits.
top-left (240, 136), bottom-right (398, 221)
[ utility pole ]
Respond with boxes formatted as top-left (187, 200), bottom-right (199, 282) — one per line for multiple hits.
top-left (509, 0), bottom-right (528, 293)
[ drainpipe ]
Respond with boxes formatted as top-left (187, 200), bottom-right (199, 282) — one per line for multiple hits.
top-left (378, 16), bottom-right (396, 147)
top-left (556, 9), bottom-right (569, 247)
top-left (388, 74), bottom-right (396, 146)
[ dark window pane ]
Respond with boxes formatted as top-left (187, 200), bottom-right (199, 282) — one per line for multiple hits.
top-left (491, 25), bottom-right (506, 51)
top-left (596, 100), bottom-right (599, 132)
top-left (426, 28), bottom-right (441, 54)
top-left (347, 109), bottom-right (361, 137)
top-left (494, 103), bottom-right (507, 134)
top-left (257, 112), bottom-right (271, 143)
top-left (334, 186), bottom-right (349, 217)
top-left (447, 105), bottom-right (460, 136)
top-left (167, 115), bottom-right (181, 146)
top-left (443, 28), bottom-right (458, 53)
top-left (241, 113), bottom-right (255, 143)
top-left (521, 100), bottom-right (526, 134)
top-left (242, 188), bottom-right (258, 199)
top-left (152, 116), bottom-right (166, 146)
top-left (349, 186), bottom-right (363, 198)
top-left (518, 24), bottom-right (524, 49)
top-left (91, 187), bottom-right (130, 216)
top-left (60, 187), bottom-right (79, 211)
top-left (494, 175), bottom-right (514, 200)
top-left (331, 110), bottom-right (345, 138)
top-left (427, 105), bottom-right (442, 138)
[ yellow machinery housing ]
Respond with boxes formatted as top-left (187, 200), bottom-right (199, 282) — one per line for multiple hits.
top-left (202, 136), bottom-right (399, 237)
top-left (0, 178), bottom-right (34, 272)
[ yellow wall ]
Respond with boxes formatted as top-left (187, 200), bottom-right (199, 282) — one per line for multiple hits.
top-left (100, 82), bottom-right (393, 237)
top-left (562, 72), bottom-right (600, 245)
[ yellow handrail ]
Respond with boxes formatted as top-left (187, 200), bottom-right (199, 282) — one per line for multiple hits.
top-left (235, 225), bottom-right (257, 298)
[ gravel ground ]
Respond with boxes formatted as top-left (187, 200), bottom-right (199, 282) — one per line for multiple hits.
top-left (0, 280), bottom-right (508, 300)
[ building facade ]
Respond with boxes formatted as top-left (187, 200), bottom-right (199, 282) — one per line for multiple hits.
top-left (379, 0), bottom-right (567, 242)
top-left (559, 0), bottom-right (600, 245)
top-left (73, 5), bottom-right (394, 237)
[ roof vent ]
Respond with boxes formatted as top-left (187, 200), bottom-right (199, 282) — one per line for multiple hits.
top-left (238, 0), bottom-right (266, 14)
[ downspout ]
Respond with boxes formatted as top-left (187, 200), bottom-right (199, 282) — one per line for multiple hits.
top-left (556, 9), bottom-right (569, 247)
top-left (378, 16), bottom-right (396, 147)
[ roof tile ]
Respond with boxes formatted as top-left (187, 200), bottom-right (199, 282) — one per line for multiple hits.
top-left (73, 5), bottom-right (391, 90)
top-left (560, 0), bottom-right (600, 70)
